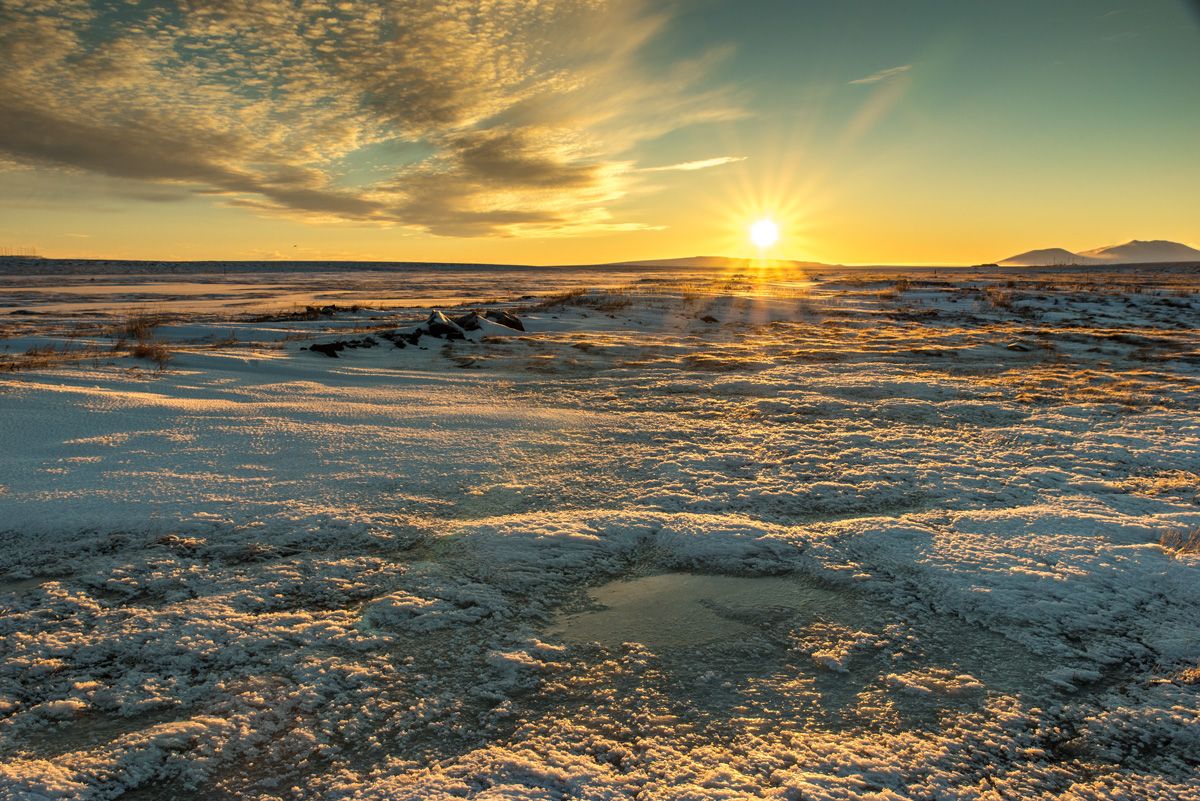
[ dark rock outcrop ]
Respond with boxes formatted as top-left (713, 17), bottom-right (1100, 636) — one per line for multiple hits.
top-left (308, 342), bottom-right (344, 358)
top-left (305, 336), bottom-right (379, 357)
top-left (452, 312), bottom-right (485, 331)
top-left (303, 308), bottom-right (524, 360)
top-left (485, 310), bottom-right (525, 331)
top-left (426, 311), bottom-right (466, 340)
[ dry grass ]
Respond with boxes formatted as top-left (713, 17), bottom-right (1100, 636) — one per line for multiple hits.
top-left (528, 288), bottom-right (587, 310)
top-left (1, 342), bottom-right (109, 372)
top-left (1176, 666), bottom-right (1200, 685)
top-left (114, 311), bottom-right (164, 341)
top-left (2, 344), bottom-right (57, 372)
top-left (529, 288), bottom-right (634, 311)
top-left (131, 340), bottom-right (172, 370)
top-left (587, 291), bottom-right (633, 312)
top-left (878, 278), bottom-right (912, 300)
top-left (1120, 471), bottom-right (1200, 498)
top-left (983, 286), bottom-right (1015, 311)
top-left (1159, 527), bottom-right (1200, 558)
top-left (103, 308), bottom-right (175, 370)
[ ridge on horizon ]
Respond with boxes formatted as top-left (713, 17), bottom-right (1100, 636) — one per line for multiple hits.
top-left (3, 241), bottom-right (1198, 271)
top-left (999, 239), bottom-right (1200, 267)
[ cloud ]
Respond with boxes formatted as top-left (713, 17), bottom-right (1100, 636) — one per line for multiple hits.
top-left (639, 156), bottom-right (746, 173)
top-left (0, 0), bottom-right (741, 237)
top-left (849, 65), bottom-right (912, 85)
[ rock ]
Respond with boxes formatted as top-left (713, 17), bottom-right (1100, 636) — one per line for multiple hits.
top-left (700, 315), bottom-right (719, 324)
top-left (485, 310), bottom-right (525, 331)
top-left (307, 335), bottom-right (380, 357)
top-left (426, 310), bottom-right (466, 340)
top-left (308, 308), bottom-right (523, 363)
top-left (308, 342), bottom-right (344, 357)
top-left (379, 331), bottom-right (408, 348)
top-left (452, 312), bottom-right (485, 332)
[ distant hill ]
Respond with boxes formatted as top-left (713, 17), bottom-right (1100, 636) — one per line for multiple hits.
top-left (998, 240), bottom-right (1200, 267)
top-left (613, 255), bottom-right (828, 269)
top-left (1080, 240), bottom-right (1200, 263)
top-left (997, 248), bottom-right (1101, 267)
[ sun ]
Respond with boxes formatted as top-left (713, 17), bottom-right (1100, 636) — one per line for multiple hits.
top-left (750, 219), bottom-right (779, 249)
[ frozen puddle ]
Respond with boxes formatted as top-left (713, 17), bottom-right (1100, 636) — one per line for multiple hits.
top-left (551, 572), bottom-right (841, 649)
top-left (548, 571), bottom-right (1052, 730)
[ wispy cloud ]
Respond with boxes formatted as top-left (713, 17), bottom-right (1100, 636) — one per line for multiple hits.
top-left (639, 156), bottom-right (746, 173)
top-left (0, 1), bottom-right (742, 237)
top-left (849, 65), bottom-right (912, 85)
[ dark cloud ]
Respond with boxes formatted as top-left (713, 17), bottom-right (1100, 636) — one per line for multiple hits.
top-left (0, 101), bottom-right (384, 218)
top-left (452, 130), bottom-right (600, 189)
top-left (0, 103), bottom-right (245, 188)
top-left (0, 0), bottom-right (739, 236)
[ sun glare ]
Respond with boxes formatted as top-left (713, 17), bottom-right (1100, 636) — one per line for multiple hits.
top-left (750, 219), bottom-right (779, 249)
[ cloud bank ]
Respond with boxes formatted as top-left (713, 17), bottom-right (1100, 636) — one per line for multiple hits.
top-left (0, 0), bottom-right (740, 236)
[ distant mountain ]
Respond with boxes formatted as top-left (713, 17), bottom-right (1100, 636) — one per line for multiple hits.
top-left (613, 255), bottom-right (828, 269)
top-left (1080, 240), bottom-right (1200, 263)
top-left (997, 248), bottom-right (1100, 267)
top-left (998, 240), bottom-right (1200, 267)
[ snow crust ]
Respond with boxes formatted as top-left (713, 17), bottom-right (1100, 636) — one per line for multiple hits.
top-left (1, 264), bottom-right (1198, 799)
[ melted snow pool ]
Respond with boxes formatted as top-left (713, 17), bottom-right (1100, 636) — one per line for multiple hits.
top-left (550, 572), bottom-right (847, 649)
top-left (549, 571), bottom-right (1051, 712)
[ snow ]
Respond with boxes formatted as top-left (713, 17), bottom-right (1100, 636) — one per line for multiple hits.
top-left (0, 262), bottom-right (1198, 799)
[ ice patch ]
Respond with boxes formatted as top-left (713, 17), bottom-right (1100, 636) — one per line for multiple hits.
top-left (549, 572), bottom-right (839, 649)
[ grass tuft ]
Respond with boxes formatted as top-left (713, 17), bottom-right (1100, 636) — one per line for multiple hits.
top-left (115, 311), bottom-right (164, 341)
top-left (1159, 527), bottom-right (1200, 558)
top-left (131, 340), bottom-right (172, 370)
top-left (528, 288), bottom-right (587, 310)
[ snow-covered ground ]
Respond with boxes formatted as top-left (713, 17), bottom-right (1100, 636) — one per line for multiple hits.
top-left (1, 263), bottom-right (1198, 799)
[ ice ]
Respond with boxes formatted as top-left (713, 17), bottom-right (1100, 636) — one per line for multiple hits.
top-left (549, 573), bottom-right (835, 649)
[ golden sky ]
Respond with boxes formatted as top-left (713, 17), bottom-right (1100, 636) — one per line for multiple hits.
top-left (1, 0), bottom-right (1198, 265)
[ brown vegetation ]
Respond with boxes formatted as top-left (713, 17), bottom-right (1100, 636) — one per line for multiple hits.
top-left (1, 341), bottom-right (108, 372)
top-left (878, 278), bottom-right (911, 300)
top-left (130, 340), bottom-right (172, 370)
top-left (1159, 527), bottom-right (1200, 558)
top-left (114, 311), bottom-right (164, 342)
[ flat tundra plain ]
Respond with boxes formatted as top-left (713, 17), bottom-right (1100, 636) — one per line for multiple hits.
top-left (0, 262), bottom-right (1198, 800)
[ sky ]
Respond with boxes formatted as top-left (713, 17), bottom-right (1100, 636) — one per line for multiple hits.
top-left (1, 0), bottom-right (1198, 265)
